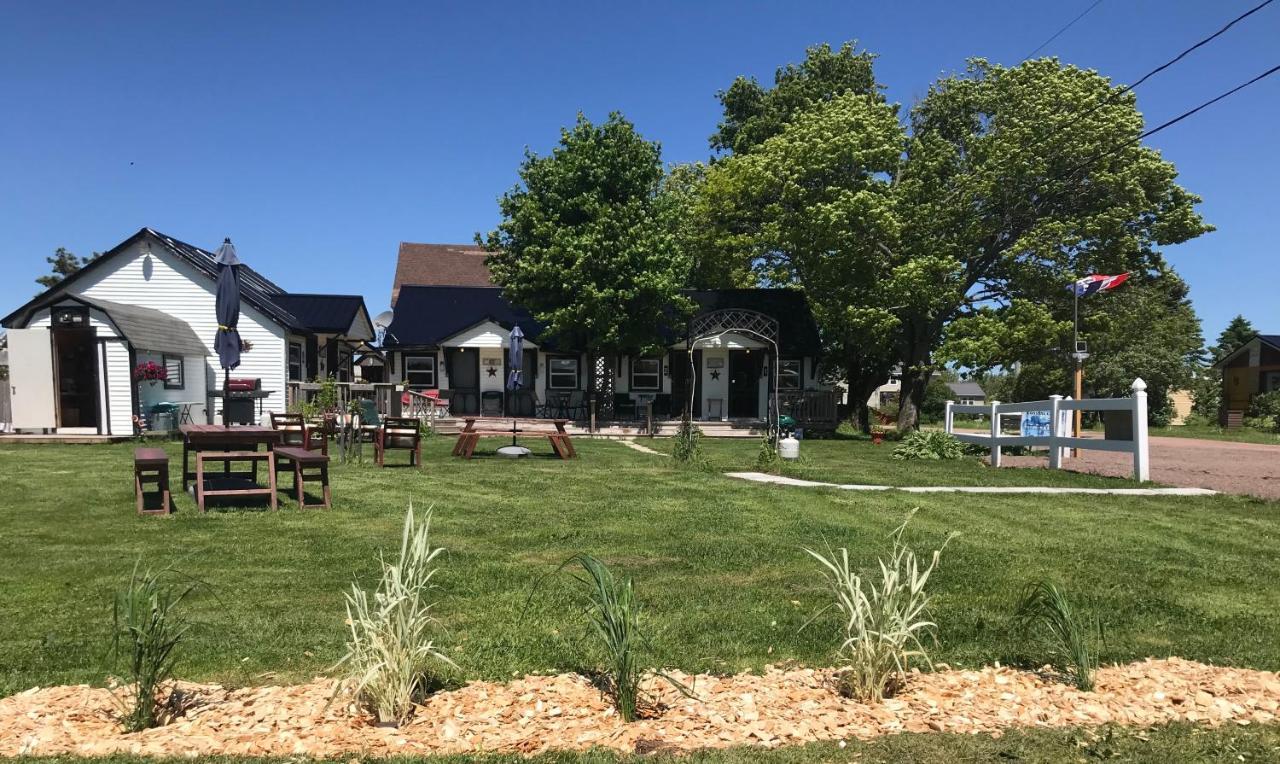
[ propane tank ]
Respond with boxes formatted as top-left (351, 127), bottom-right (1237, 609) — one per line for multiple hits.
top-left (779, 435), bottom-right (800, 460)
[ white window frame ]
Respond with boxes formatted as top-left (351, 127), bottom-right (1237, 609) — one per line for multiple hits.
top-left (779, 358), bottom-right (802, 389)
top-left (405, 354), bottom-right (437, 389)
top-left (288, 342), bottom-right (303, 382)
top-left (162, 354), bottom-right (184, 390)
top-left (630, 356), bottom-right (661, 390)
top-left (548, 356), bottom-right (579, 390)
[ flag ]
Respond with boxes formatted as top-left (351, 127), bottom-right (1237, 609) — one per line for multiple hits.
top-left (1067, 273), bottom-right (1130, 297)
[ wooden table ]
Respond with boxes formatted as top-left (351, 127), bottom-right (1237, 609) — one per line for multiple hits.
top-left (179, 424), bottom-right (282, 510)
top-left (452, 417), bottom-right (575, 460)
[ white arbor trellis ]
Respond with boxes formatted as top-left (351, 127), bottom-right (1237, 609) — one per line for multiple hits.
top-left (684, 309), bottom-right (782, 439)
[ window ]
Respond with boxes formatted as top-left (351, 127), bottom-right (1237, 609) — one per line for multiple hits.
top-left (631, 357), bottom-right (661, 390)
top-left (162, 354), bottom-right (184, 390)
top-left (336, 350), bottom-right (353, 383)
top-left (288, 342), bottom-right (303, 381)
top-left (548, 356), bottom-right (579, 390)
top-left (405, 355), bottom-right (437, 389)
top-left (779, 358), bottom-right (802, 389)
top-left (52, 306), bottom-right (89, 328)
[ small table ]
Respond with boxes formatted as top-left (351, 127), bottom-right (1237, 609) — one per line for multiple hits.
top-left (452, 417), bottom-right (575, 460)
top-left (180, 424), bottom-right (282, 510)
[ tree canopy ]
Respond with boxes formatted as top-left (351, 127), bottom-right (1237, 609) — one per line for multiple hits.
top-left (36, 247), bottom-right (97, 290)
top-left (479, 113), bottom-right (693, 354)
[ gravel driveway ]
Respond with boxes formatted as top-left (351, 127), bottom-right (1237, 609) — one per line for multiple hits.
top-left (999, 436), bottom-right (1280, 499)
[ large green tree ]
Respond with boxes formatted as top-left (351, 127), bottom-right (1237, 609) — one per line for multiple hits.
top-left (480, 113), bottom-right (693, 354)
top-left (696, 91), bottom-right (904, 431)
top-left (36, 247), bottom-right (97, 290)
top-left (889, 58), bottom-right (1211, 428)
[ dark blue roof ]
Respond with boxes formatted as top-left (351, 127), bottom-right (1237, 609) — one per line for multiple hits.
top-left (269, 294), bottom-right (369, 335)
top-left (384, 286), bottom-right (822, 354)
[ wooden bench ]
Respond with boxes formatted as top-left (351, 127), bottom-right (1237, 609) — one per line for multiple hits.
top-left (133, 448), bottom-right (171, 516)
top-left (275, 446), bottom-right (331, 509)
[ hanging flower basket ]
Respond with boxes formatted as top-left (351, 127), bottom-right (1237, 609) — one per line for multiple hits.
top-left (239, 339), bottom-right (254, 353)
top-left (132, 361), bottom-right (168, 385)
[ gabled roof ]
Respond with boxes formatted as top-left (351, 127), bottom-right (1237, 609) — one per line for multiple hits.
top-left (384, 286), bottom-right (824, 355)
top-left (268, 294), bottom-right (372, 338)
top-left (385, 286), bottom-right (546, 348)
top-left (946, 380), bottom-right (986, 398)
top-left (1211, 334), bottom-right (1280, 369)
top-left (391, 243), bottom-right (492, 303)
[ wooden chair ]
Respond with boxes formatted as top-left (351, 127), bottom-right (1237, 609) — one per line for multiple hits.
top-left (376, 416), bottom-right (422, 467)
top-left (270, 412), bottom-right (327, 454)
top-left (133, 448), bottom-right (171, 516)
top-left (275, 446), bottom-right (331, 509)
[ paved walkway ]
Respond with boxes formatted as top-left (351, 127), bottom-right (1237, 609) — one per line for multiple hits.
top-left (725, 471), bottom-right (1217, 495)
top-left (999, 435), bottom-right (1280, 500)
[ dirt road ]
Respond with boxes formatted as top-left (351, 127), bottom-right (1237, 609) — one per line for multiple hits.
top-left (1000, 436), bottom-right (1280, 499)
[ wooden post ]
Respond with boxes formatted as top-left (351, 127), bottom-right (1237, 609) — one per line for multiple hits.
top-left (1132, 378), bottom-right (1150, 482)
top-left (989, 399), bottom-right (1002, 468)
top-left (590, 397), bottom-right (597, 434)
top-left (646, 400), bottom-right (654, 437)
top-left (1048, 394), bottom-right (1063, 470)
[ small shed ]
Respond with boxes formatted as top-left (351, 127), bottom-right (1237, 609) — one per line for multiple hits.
top-left (1212, 334), bottom-right (1280, 427)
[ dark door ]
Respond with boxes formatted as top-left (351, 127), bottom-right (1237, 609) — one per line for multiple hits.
top-left (503, 349), bottom-right (539, 417)
top-left (728, 350), bottom-right (761, 419)
top-left (669, 349), bottom-right (702, 418)
top-left (444, 349), bottom-right (480, 415)
top-left (53, 329), bottom-right (98, 428)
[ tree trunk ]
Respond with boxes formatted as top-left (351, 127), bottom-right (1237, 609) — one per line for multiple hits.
top-left (897, 367), bottom-right (929, 431)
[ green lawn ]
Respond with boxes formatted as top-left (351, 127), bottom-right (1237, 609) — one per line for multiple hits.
top-left (1, 436), bottom-right (1278, 758)
top-left (1152, 423), bottom-right (1280, 445)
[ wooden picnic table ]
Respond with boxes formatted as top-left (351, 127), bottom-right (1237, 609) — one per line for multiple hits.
top-left (452, 417), bottom-right (576, 460)
top-left (179, 424), bottom-right (282, 510)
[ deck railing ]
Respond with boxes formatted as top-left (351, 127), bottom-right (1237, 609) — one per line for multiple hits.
top-left (286, 381), bottom-right (400, 415)
top-left (773, 389), bottom-right (840, 430)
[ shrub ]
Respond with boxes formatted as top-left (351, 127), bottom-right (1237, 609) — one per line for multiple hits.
top-left (892, 430), bottom-right (966, 460)
top-left (755, 433), bottom-right (779, 472)
top-left (336, 506), bottom-right (454, 726)
top-left (109, 563), bottom-right (199, 732)
top-left (554, 554), bottom-right (690, 721)
top-left (1015, 580), bottom-right (1101, 691)
top-left (671, 417), bottom-right (704, 465)
top-left (1248, 390), bottom-right (1280, 431)
top-left (803, 512), bottom-right (952, 701)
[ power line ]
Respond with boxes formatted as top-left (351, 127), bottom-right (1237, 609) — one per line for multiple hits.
top-left (1024, 0), bottom-right (1105, 60)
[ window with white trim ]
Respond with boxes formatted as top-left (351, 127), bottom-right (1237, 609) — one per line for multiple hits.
top-left (405, 355), bottom-right (437, 389)
top-left (162, 354), bottom-right (184, 390)
top-left (779, 358), bottom-right (802, 389)
top-left (630, 356), bottom-right (661, 390)
top-left (548, 357), bottom-right (579, 390)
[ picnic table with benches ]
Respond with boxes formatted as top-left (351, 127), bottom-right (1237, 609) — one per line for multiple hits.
top-left (452, 417), bottom-right (576, 460)
top-left (179, 424), bottom-right (282, 511)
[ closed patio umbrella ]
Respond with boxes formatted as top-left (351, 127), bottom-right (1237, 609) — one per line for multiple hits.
top-left (213, 238), bottom-right (241, 427)
top-left (499, 325), bottom-right (529, 456)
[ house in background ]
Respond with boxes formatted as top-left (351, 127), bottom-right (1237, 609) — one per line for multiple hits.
top-left (946, 379), bottom-right (986, 405)
top-left (1212, 333), bottom-right (1280, 427)
top-left (1, 228), bottom-right (372, 437)
top-left (382, 242), bottom-right (837, 429)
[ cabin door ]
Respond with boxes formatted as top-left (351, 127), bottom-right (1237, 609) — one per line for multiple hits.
top-left (53, 329), bottom-right (99, 429)
top-left (444, 349), bottom-right (480, 415)
top-left (669, 349), bottom-right (701, 418)
top-left (7, 329), bottom-right (57, 430)
top-left (728, 350), bottom-right (761, 419)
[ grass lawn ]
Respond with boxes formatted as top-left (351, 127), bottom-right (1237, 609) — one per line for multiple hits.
top-left (1151, 423), bottom-right (1280, 445)
top-left (1, 435), bottom-right (1278, 758)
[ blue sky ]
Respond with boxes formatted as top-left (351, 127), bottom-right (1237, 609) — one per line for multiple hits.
top-left (1, 1), bottom-right (1276, 341)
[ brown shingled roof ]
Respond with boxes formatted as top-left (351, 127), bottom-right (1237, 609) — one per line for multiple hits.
top-left (391, 242), bottom-right (493, 303)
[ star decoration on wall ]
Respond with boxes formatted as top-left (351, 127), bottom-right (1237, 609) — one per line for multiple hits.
top-left (709, 370), bottom-right (721, 380)
top-left (487, 367), bottom-right (498, 378)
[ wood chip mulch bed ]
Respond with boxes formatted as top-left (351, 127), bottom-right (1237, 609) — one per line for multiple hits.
top-left (3, 658), bottom-right (1277, 757)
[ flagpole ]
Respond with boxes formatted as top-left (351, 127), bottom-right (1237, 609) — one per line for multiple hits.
top-left (1073, 287), bottom-right (1082, 457)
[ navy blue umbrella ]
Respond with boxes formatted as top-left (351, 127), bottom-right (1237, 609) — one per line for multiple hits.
top-left (213, 238), bottom-right (241, 427)
top-left (505, 325), bottom-right (525, 444)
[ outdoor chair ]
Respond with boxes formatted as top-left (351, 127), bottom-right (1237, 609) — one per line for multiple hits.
top-left (481, 390), bottom-right (504, 417)
top-left (376, 416), bottom-right (422, 467)
top-left (270, 412), bottom-right (327, 455)
top-left (613, 393), bottom-right (637, 420)
top-left (566, 390), bottom-right (588, 420)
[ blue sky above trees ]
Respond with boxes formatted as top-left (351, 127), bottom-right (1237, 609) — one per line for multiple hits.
top-left (1, 1), bottom-right (1276, 337)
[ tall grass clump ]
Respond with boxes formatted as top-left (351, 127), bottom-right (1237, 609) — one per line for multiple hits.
top-left (891, 430), bottom-right (966, 460)
top-left (671, 416), bottom-right (704, 466)
top-left (1016, 580), bottom-right (1101, 691)
top-left (109, 563), bottom-right (199, 732)
top-left (336, 505), bottom-right (454, 726)
top-left (554, 554), bottom-right (690, 721)
top-left (804, 511), bottom-right (953, 701)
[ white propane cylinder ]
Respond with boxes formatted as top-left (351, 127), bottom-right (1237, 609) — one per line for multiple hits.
top-left (779, 435), bottom-right (800, 460)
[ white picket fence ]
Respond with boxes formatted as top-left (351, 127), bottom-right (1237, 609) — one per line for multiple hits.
top-left (944, 378), bottom-right (1150, 481)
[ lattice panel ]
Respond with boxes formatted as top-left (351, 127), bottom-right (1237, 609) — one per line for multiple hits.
top-left (591, 354), bottom-right (615, 418)
top-left (688, 309), bottom-right (779, 344)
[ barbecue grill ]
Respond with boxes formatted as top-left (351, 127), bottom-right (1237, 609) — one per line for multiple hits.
top-left (208, 377), bottom-right (273, 425)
